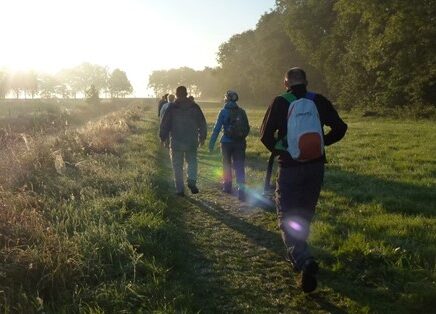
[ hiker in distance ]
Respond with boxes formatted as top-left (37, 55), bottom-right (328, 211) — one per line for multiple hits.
top-left (157, 93), bottom-right (169, 117)
top-left (260, 67), bottom-right (347, 293)
top-left (160, 94), bottom-right (175, 149)
top-left (160, 94), bottom-right (175, 121)
top-left (160, 86), bottom-right (207, 196)
top-left (209, 90), bottom-right (250, 201)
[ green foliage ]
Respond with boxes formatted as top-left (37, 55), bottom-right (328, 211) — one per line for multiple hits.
top-left (148, 10), bottom-right (326, 103)
top-left (277, 0), bottom-right (436, 108)
top-left (149, 2), bottom-right (435, 112)
top-left (216, 10), bottom-right (326, 103)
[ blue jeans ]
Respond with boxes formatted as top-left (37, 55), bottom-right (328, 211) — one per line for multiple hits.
top-left (276, 162), bottom-right (324, 270)
top-left (221, 142), bottom-right (246, 188)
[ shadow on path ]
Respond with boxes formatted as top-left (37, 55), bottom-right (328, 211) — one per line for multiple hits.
top-left (187, 197), bottom-right (285, 257)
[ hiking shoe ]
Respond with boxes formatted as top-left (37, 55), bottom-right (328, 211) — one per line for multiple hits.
top-left (187, 182), bottom-right (199, 194)
top-left (300, 259), bottom-right (319, 293)
top-left (175, 191), bottom-right (185, 197)
top-left (285, 254), bottom-right (300, 273)
top-left (238, 189), bottom-right (246, 202)
top-left (223, 182), bottom-right (232, 194)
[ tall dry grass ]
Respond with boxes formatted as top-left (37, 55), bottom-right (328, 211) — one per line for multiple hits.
top-left (0, 104), bottom-right (145, 311)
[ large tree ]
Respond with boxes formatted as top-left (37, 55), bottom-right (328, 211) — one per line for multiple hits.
top-left (277, 0), bottom-right (436, 108)
top-left (108, 69), bottom-right (133, 98)
top-left (148, 67), bottom-right (202, 97)
top-left (216, 10), bottom-right (325, 103)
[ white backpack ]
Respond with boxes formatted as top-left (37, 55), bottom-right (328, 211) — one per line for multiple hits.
top-left (286, 92), bottom-right (324, 161)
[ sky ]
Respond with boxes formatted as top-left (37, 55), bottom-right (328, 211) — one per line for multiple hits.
top-left (0, 0), bottom-right (276, 96)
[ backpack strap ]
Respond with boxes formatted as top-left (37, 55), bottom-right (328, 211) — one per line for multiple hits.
top-left (281, 92), bottom-right (297, 104)
top-left (305, 91), bottom-right (316, 101)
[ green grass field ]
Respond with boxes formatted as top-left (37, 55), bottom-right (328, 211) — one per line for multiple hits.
top-left (0, 101), bottom-right (434, 313)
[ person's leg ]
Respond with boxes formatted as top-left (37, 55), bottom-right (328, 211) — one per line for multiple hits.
top-left (221, 143), bottom-right (233, 193)
top-left (185, 148), bottom-right (199, 193)
top-left (297, 162), bottom-right (324, 292)
top-left (276, 162), bottom-right (324, 292)
top-left (276, 166), bottom-right (309, 269)
top-left (170, 149), bottom-right (185, 194)
top-left (264, 152), bottom-right (277, 193)
top-left (232, 141), bottom-right (246, 186)
top-left (232, 141), bottom-right (246, 200)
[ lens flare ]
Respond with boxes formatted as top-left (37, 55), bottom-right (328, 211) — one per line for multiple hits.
top-left (244, 185), bottom-right (275, 208)
top-left (282, 216), bottom-right (309, 241)
top-left (213, 167), bottom-right (223, 179)
top-left (290, 221), bottom-right (303, 232)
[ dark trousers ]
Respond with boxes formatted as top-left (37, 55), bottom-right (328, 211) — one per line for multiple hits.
top-left (221, 142), bottom-right (246, 188)
top-left (276, 162), bottom-right (324, 270)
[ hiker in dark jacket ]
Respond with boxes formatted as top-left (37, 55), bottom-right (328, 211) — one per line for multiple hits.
top-left (158, 94), bottom-right (169, 117)
top-left (160, 86), bottom-right (207, 196)
top-left (260, 67), bottom-right (347, 293)
top-left (209, 90), bottom-right (250, 201)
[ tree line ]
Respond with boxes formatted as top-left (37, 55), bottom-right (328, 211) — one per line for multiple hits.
top-left (149, 1), bottom-right (435, 109)
top-left (0, 63), bottom-right (133, 100)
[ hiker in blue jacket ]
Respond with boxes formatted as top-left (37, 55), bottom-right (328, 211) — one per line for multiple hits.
top-left (209, 90), bottom-right (250, 201)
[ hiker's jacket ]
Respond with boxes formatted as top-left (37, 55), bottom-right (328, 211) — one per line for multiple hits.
top-left (260, 84), bottom-right (347, 167)
top-left (160, 101), bottom-right (173, 121)
top-left (158, 99), bottom-right (167, 117)
top-left (160, 97), bottom-right (207, 151)
top-left (209, 101), bottom-right (250, 150)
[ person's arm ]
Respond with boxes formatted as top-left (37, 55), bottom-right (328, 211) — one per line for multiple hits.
top-left (242, 108), bottom-right (250, 136)
top-left (318, 95), bottom-right (348, 145)
top-left (158, 101), bottom-right (163, 117)
top-left (196, 104), bottom-right (207, 145)
top-left (209, 110), bottom-right (225, 151)
top-left (159, 105), bottom-right (172, 142)
top-left (260, 97), bottom-right (281, 153)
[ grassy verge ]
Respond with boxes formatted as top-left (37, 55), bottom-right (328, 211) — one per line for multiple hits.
top-left (0, 103), bottom-right (192, 312)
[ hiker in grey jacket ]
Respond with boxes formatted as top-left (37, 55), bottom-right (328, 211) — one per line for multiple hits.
top-left (160, 86), bottom-right (207, 196)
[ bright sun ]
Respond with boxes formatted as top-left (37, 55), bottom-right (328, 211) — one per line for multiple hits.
top-left (0, 0), bottom-right (222, 95)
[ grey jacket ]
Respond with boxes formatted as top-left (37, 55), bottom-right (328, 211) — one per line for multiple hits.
top-left (159, 97), bottom-right (207, 150)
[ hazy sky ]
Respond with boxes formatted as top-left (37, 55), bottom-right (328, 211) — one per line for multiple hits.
top-left (0, 0), bottom-right (276, 96)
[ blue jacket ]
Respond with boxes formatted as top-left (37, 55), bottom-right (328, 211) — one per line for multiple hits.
top-left (209, 101), bottom-right (248, 150)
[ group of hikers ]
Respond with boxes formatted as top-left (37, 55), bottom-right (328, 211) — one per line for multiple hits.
top-left (158, 67), bottom-right (348, 293)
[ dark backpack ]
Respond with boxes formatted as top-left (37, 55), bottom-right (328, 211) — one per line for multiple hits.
top-left (224, 107), bottom-right (249, 139)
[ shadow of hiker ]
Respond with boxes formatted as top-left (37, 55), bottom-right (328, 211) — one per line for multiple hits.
top-left (154, 156), bottom-right (246, 313)
top-left (187, 197), bottom-right (285, 257)
top-left (324, 166), bottom-right (435, 217)
top-left (186, 197), bottom-right (352, 313)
